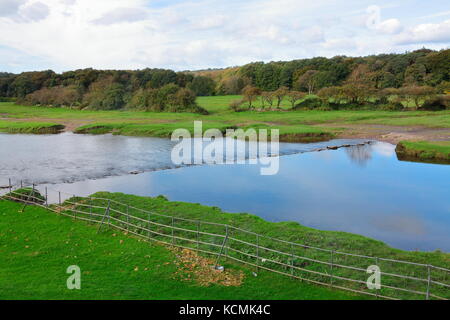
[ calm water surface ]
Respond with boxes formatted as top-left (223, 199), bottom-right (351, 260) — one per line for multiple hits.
top-left (1, 133), bottom-right (449, 251)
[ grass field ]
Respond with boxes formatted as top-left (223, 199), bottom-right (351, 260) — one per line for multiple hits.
top-left (0, 98), bottom-right (449, 154)
top-left (0, 199), bottom-right (362, 300)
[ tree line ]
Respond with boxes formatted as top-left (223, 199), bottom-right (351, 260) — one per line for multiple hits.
top-left (0, 68), bottom-right (213, 113)
top-left (0, 48), bottom-right (448, 113)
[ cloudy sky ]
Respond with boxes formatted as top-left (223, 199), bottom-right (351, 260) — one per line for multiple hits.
top-left (0, 0), bottom-right (449, 73)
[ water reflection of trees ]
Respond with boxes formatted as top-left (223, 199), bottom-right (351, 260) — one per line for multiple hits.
top-left (345, 144), bottom-right (373, 166)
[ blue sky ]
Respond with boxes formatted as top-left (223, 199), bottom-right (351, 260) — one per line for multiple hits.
top-left (0, 0), bottom-right (449, 73)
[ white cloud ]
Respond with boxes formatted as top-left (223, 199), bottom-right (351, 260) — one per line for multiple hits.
top-left (92, 7), bottom-right (149, 25)
top-left (0, 0), bottom-right (27, 17)
top-left (0, 0), bottom-right (448, 73)
top-left (396, 19), bottom-right (450, 44)
top-left (19, 1), bottom-right (50, 22)
top-left (365, 5), bottom-right (402, 34)
top-left (376, 18), bottom-right (402, 34)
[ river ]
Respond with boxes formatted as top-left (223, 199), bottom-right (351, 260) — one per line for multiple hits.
top-left (0, 132), bottom-right (449, 251)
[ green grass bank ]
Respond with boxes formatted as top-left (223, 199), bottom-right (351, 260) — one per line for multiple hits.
top-left (396, 141), bottom-right (450, 163)
top-left (0, 199), bottom-right (361, 300)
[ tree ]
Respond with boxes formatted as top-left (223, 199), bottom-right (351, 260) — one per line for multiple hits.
top-left (399, 86), bottom-right (436, 109)
top-left (187, 76), bottom-right (215, 96)
top-left (260, 91), bottom-right (274, 110)
top-left (287, 91), bottom-right (306, 108)
top-left (295, 70), bottom-right (319, 94)
top-left (242, 85), bottom-right (261, 109)
top-left (273, 86), bottom-right (288, 108)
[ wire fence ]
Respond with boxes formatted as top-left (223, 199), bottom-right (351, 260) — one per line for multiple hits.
top-left (1, 179), bottom-right (449, 300)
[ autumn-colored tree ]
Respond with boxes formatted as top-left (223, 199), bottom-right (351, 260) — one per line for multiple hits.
top-left (242, 85), bottom-right (261, 109)
top-left (399, 86), bottom-right (436, 109)
top-left (260, 91), bottom-right (274, 110)
top-left (273, 86), bottom-right (288, 108)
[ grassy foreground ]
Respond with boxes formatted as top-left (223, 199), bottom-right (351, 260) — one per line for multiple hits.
top-left (0, 199), bottom-right (360, 300)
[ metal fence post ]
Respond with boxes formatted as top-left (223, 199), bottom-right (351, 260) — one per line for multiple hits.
top-left (58, 191), bottom-right (61, 206)
top-left (97, 200), bottom-right (110, 233)
top-left (214, 225), bottom-right (229, 268)
top-left (8, 178), bottom-right (11, 194)
top-left (20, 180), bottom-right (23, 189)
top-left (426, 265), bottom-right (431, 300)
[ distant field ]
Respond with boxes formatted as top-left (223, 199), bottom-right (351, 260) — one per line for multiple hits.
top-left (0, 99), bottom-right (449, 143)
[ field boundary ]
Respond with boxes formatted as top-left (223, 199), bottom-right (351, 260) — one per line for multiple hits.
top-left (2, 179), bottom-right (449, 300)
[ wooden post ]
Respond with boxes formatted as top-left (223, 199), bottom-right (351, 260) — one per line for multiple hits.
top-left (196, 221), bottom-right (200, 252)
top-left (375, 257), bottom-right (379, 299)
top-left (426, 265), bottom-right (431, 300)
top-left (126, 205), bottom-right (129, 231)
top-left (171, 217), bottom-right (175, 245)
top-left (45, 187), bottom-right (48, 208)
top-left (148, 213), bottom-right (151, 239)
top-left (291, 244), bottom-right (294, 277)
top-left (89, 198), bottom-right (93, 220)
top-left (256, 234), bottom-right (260, 273)
top-left (330, 250), bottom-right (334, 286)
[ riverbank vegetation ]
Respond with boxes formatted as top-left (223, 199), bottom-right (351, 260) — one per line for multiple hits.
top-left (0, 199), bottom-right (360, 300)
top-left (0, 120), bottom-right (64, 134)
top-left (396, 141), bottom-right (450, 162)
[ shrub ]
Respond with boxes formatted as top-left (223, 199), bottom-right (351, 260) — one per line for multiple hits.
top-left (293, 96), bottom-right (322, 110)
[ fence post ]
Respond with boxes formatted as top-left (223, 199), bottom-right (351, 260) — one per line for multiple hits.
top-left (256, 234), bottom-right (260, 273)
top-left (58, 191), bottom-right (61, 206)
top-left (196, 221), bottom-right (200, 252)
top-left (375, 257), bottom-right (379, 299)
top-left (330, 250), bottom-right (334, 286)
top-left (171, 217), bottom-right (175, 245)
top-left (97, 200), bottom-right (110, 234)
top-left (426, 265), bottom-right (431, 300)
top-left (89, 198), bottom-right (93, 221)
top-left (20, 180), bottom-right (23, 189)
top-left (45, 187), bottom-right (48, 208)
top-left (8, 178), bottom-right (11, 194)
top-left (290, 244), bottom-right (294, 277)
top-left (214, 225), bottom-right (229, 269)
top-left (20, 183), bottom-right (35, 212)
top-left (148, 213), bottom-right (151, 239)
top-left (126, 205), bottom-right (129, 231)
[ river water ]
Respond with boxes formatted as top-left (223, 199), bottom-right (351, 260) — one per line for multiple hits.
top-left (1, 132), bottom-right (449, 251)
